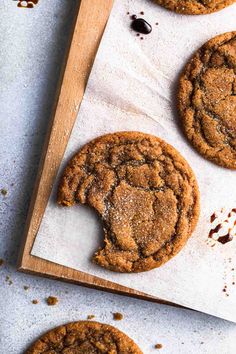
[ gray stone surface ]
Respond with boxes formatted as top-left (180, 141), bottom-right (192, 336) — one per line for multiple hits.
top-left (0, 0), bottom-right (236, 353)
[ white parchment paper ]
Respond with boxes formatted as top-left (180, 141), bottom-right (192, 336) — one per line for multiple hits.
top-left (32, 0), bottom-right (236, 322)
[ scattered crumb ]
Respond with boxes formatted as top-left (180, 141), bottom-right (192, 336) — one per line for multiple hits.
top-left (46, 296), bottom-right (58, 306)
top-left (0, 259), bottom-right (4, 266)
top-left (140, 11), bottom-right (144, 15)
top-left (1, 189), bottom-right (7, 196)
top-left (87, 315), bottom-right (95, 320)
top-left (113, 312), bottom-right (123, 321)
top-left (32, 299), bottom-right (39, 305)
top-left (156, 22), bottom-right (159, 25)
top-left (155, 343), bottom-right (163, 349)
top-left (5, 275), bottom-right (13, 285)
top-left (24, 286), bottom-right (30, 291)
top-left (200, 342), bottom-right (204, 345)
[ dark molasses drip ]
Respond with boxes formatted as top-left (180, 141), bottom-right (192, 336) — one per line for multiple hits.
top-left (17, 0), bottom-right (38, 8)
top-left (131, 18), bottom-right (152, 35)
top-left (218, 234), bottom-right (233, 244)
top-left (210, 213), bottom-right (217, 223)
top-left (208, 224), bottom-right (222, 238)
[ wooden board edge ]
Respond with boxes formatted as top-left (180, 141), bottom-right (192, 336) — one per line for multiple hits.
top-left (18, 254), bottom-right (182, 308)
top-left (18, 0), bottom-right (114, 269)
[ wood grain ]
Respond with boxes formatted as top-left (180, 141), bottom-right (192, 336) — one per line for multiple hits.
top-left (18, 0), bottom-right (179, 308)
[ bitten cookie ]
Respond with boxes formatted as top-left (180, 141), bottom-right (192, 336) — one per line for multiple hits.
top-left (58, 132), bottom-right (199, 273)
top-left (179, 32), bottom-right (236, 169)
top-left (25, 321), bottom-right (143, 354)
top-left (155, 0), bottom-right (236, 14)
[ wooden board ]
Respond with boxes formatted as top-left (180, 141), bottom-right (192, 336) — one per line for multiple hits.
top-left (18, 0), bottom-right (179, 308)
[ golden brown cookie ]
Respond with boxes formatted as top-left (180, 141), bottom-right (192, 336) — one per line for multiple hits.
top-left (58, 132), bottom-right (199, 272)
top-left (155, 0), bottom-right (236, 14)
top-left (179, 32), bottom-right (236, 169)
top-left (25, 321), bottom-right (142, 354)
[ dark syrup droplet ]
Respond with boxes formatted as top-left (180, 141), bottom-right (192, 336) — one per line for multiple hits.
top-left (210, 212), bottom-right (217, 223)
top-left (131, 18), bottom-right (152, 35)
top-left (217, 234), bottom-right (233, 244)
top-left (131, 14), bottom-right (137, 20)
top-left (208, 224), bottom-right (222, 238)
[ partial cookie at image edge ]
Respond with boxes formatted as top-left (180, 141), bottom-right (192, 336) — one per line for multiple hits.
top-left (155, 0), bottom-right (236, 15)
top-left (178, 31), bottom-right (236, 169)
top-left (24, 321), bottom-right (143, 354)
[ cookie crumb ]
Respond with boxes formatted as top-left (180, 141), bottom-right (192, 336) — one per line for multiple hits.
top-left (1, 189), bottom-right (7, 196)
top-left (32, 299), bottom-right (39, 305)
top-left (46, 296), bottom-right (58, 306)
top-left (155, 343), bottom-right (163, 349)
top-left (87, 315), bottom-right (95, 320)
top-left (0, 259), bottom-right (4, 266)
top-left (24, 286), bottom-right (30, 291)
top-left (113, 312), bottom-right (123, 321)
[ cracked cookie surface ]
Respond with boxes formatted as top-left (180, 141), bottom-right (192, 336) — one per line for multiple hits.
top-left (155, 0), bottom-right (236, 14)
top-left (25, 321), bottom-right (142, 354)
top-left (58, 132), bottom-right (199, 273)
top-left (179, 32), bottom-right (236, 169)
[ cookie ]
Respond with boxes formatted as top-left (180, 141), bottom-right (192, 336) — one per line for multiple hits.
top-left (155, 0), bottom-right (236, 14)
top-left (178, 32), bottom-right (236, 169)
top-left (58, 132), bottom-right (199, 273)
top-left (25, 321), bottom-right (142, 353)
